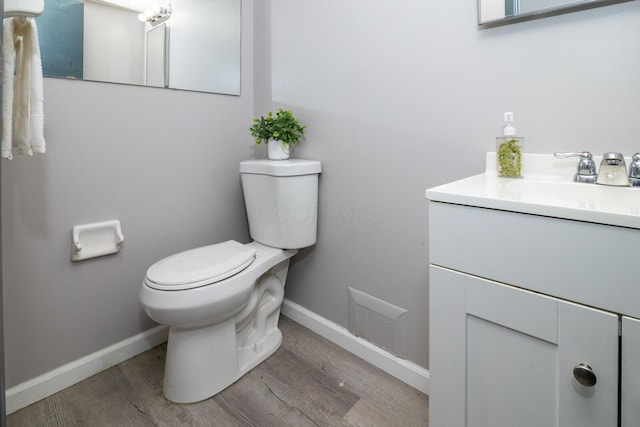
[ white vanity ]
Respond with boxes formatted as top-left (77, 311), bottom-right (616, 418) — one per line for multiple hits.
top-left (426, 153), bottom-right (640, 427)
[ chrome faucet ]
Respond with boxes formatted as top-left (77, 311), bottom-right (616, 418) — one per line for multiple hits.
top-left (629, 153), bottom-right (640, 187)
top-left (554, 151), bottom-right (597, 183)
top-left (596, 152), bottom-right (629, 186)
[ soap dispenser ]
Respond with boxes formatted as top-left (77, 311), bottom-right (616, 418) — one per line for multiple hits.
top-left (496, 112), bottom-right (524, 178)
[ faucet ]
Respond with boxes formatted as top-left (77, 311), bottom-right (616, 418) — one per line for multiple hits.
top-left (554, 151), bottom-right (597, 183)
top-left (629, 153), bottom-right (640, 187)
top-left (596, 152), bottom-right (629, 186)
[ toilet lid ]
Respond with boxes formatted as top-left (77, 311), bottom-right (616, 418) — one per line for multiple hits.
top-left (145, 240), bottom-right (256, 291)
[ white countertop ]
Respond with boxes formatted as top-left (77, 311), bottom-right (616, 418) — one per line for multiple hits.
top-left (425, 153), bottom-right (640, 229)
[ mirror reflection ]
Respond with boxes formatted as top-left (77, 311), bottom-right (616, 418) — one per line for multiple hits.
top-left (478, 0), bottom-right (634, 28)
top-left (36, 0), bottom-right (241, 95)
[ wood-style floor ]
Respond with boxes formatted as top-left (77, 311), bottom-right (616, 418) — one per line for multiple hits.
top-left (7, 317), bottom-right (428, 426)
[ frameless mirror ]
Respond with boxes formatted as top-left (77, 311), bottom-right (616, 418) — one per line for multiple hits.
top-left (478, 0), bottom-right (634, 28)
top-left (35, 0), bottom-right (241, 95)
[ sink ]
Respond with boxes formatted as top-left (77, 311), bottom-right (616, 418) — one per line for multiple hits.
top-left (503, 179), bottom-right (640, 214)
top-left (425, 153), bottom-right (640, 229)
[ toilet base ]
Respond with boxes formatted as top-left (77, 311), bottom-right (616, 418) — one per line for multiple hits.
top-left (161, 258), bottom-right (291, 404)
top-left (162, 318), bottom-right (284, 403)
top-left (163, 320), bottom-right (237, 403)
top-left (237, 324), bottom-right (283, 376)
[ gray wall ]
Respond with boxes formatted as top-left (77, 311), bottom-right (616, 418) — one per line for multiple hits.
top-left (2, 2), bottom-right (255, 387)
top-left (255, 0), bottom-right (640, 369)
top-left (5, 0), bottom-right (640, 389)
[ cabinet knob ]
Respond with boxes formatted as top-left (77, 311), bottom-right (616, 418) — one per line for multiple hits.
top-left (573, 363), bottom-right (597, 387)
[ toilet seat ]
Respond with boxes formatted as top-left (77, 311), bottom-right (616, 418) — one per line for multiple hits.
top-left (144, 240), bottom-right (256, 291)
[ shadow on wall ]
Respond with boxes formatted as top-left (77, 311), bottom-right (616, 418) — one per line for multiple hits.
top-left (2, 156), bottom-right (51, 240)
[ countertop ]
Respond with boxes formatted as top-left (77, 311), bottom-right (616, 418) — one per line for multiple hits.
top-left (425, 153), bottom-right (640, 230)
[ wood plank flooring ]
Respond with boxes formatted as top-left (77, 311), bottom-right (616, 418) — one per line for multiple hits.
top-left (7, 317), bottom-right (428, 426)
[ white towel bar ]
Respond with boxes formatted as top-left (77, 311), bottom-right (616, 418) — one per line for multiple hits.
top-left (4, 0), bottom-right (44, 17)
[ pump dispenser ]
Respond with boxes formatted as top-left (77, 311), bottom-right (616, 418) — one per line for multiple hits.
top-left (503, 112), bottom-right (516, 136)
top-left (496, 112), bottom-right (524, 178)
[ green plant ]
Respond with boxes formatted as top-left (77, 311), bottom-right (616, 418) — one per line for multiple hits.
top-left (497, 137), bottom-right (523, 177)
top-left (249, 109), bottom-right (306, 146)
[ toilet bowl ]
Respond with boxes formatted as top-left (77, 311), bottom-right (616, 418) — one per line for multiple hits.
top-left (140, 241), bottom-right (296, 403)
top-left (139, 159), bottom-right (321, 403)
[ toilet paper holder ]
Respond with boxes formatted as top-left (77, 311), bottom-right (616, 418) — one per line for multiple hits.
top-left (71, 219), bottom-right (124, 262)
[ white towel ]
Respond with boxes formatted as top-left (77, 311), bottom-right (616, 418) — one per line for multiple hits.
top-left (2, 17), bottom-right (46, 160)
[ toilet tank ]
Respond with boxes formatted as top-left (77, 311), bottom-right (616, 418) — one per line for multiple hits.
top-left (240, 159), bottom-right (321, 249)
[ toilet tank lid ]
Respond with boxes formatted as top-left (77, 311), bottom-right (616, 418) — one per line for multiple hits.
top-left (240, 159), bottom-right (321, 176)
top-left (145, 240), bottom-right (256, 290)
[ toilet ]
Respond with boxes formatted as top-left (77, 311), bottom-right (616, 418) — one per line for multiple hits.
top-left (139, 159), bottom-right (321, 403)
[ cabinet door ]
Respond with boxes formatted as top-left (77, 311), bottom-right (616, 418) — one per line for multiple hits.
top-left (430, 266), bottom-right (619, 427)
top-left (622, 316), bottom-right (640, 427)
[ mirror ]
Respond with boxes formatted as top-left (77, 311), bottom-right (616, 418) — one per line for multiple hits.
top-left (146, 24), bottom-right (169, 88)
top-left (478, 0), bottom-right (634, 28)
top-left (35, 0), bottom-right (241, 95)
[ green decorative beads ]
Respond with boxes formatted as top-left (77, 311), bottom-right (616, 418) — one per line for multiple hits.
top-left (497, 137), bottom-right (523, 178)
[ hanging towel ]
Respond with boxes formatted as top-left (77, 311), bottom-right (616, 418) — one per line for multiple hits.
top-left (2, 17), bottom-right (46, 160)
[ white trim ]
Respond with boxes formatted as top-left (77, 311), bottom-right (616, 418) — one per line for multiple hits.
top-left (281, 298), bottom-right (429, 395)
top-left (5, 325), bottom-right (169, 415)
top-left (5, 301), bottom-right (429, 415)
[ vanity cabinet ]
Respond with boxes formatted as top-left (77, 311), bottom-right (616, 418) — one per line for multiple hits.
top-left (428, 201), bottom-right (640, 427)
top-left (622, 316), bottom-right (640, 426)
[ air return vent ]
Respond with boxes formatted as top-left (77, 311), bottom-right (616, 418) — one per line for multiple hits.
top-left (348, 287), bottom-right (408, 358)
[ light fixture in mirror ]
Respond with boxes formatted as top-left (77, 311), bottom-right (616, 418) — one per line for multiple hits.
top-left (138, 4), bottom-right (172, 25)
top-left (478, 0), bottom-right (634, 29)
top-left (35, 0), bottom-right (241, 95)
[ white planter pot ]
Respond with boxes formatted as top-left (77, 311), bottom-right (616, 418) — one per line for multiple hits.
top-left (267, 140), bottom-right (290, 160)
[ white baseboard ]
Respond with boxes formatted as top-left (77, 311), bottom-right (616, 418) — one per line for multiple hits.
top-left (5, 301), bottom-right (429, 415)
top-left (5, 325), bottom-right (169, 415)
top-left (281, 298), bottom-right (429, 395)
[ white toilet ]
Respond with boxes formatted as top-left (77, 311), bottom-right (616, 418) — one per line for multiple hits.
top-left (139, 159), bottom-right (321, 403)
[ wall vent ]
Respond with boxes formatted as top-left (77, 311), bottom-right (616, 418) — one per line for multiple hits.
top-left (348, 287), bottom-right (408, 359)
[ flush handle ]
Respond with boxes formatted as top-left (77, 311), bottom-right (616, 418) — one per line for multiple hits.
top-left (573, 362), bottom-right (597, 387)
